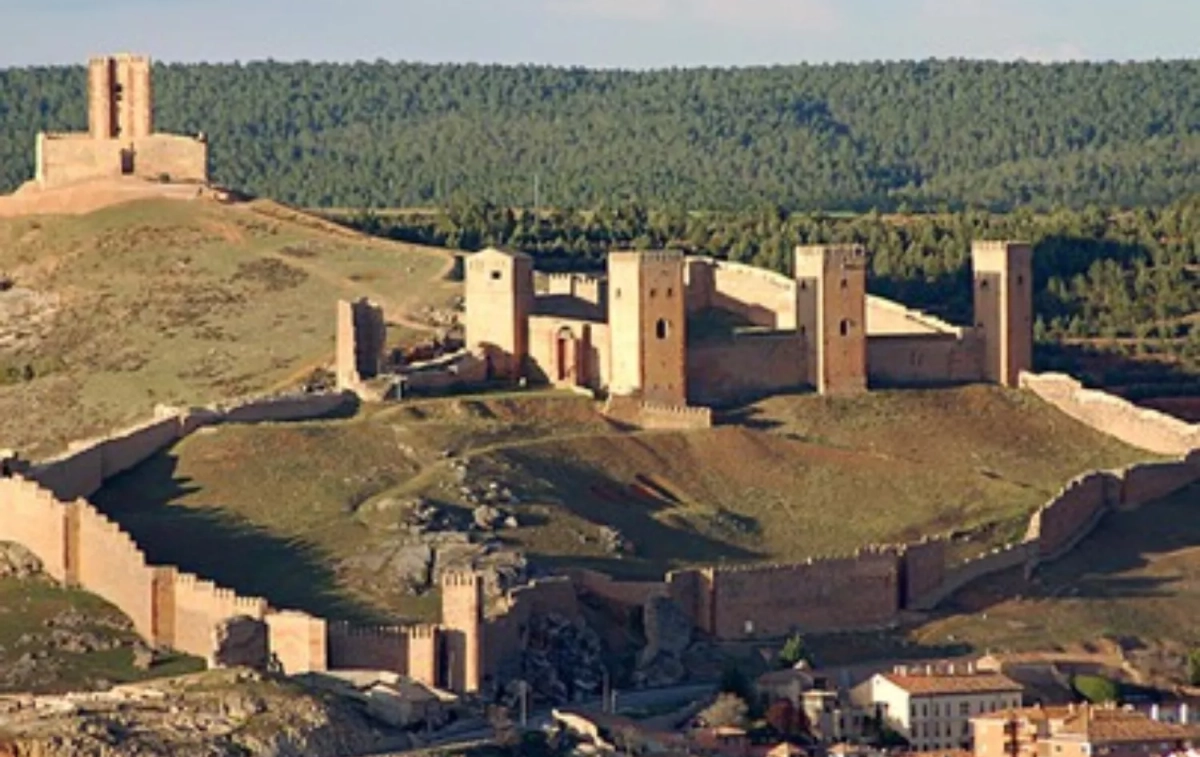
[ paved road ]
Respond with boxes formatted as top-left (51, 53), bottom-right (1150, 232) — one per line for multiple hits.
top-left (362, 681), bottom-right (719, 756)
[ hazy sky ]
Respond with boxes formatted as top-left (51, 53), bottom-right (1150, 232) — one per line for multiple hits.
top-left (3, 0), bottom-right (1198, 69)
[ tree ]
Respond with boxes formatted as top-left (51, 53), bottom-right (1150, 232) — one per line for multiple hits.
top-left (700, 693), bottom-right (749, 729)
top-left (1072, 674), bottom-right (1119, 704)
top-left (719, 664), bottom-right (755, 704)
top-left (778, 633), bottom-right (810, 669)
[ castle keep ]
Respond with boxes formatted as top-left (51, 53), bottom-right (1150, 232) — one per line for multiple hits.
top-left (457, 241), bottom-right (1034, 413)
top-left (34, 54), bottom-right (208, 188)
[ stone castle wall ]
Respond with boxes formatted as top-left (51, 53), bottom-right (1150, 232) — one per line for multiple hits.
top-left (37, 134), bottom-right (207, 189)
top-left (866, 333), bottom-right (986, 386)
top-left (865, 295), bottom-right (963, 336)
top-left (1020, 372), bottom-right (1200, 455)
top-left (73, 501), bottom-right (157, 641)
top-left (687, 332), bottom-right (807, 405)
top-left (685, 258), bottom-right (799, 329)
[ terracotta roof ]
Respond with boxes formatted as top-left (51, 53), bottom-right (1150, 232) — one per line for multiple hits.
top-left (1057, 709), bottom-right (1197, 744)
top-left (881, 672), bottom-right (1023, 695)
top-left (974, 705), bottom-right (1199, 744)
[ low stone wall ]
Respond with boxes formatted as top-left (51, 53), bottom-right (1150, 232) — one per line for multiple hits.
top-left (1020, 371), bottom-right (1200, 455)
top-left (569, 568), bottom-right (668, 608)
top-left (602, 396), bottom-right (713, 430)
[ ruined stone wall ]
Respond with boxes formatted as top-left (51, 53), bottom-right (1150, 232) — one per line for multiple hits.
top-left (264, 611), bottom-right (328, 675)
top-left (402, 350), bottom-right (489, 395)
top-left (167, 569), bottom-right (269, 663)
top-left (36, 134), bottom-right (124, 187)
top-left (705, 551), bottom-right (902, 639)
top-left (1020, 372), bottom-right (1200, 455)
top-left (129, 135), bottom-right (207, 183)
top-left (482, 576), bottom-right (581, 679)
top-left (665, 568), bottom-right (715, 635)
top-left (685, 258), bottom-right (799, 329)
top-left (0, 477), bottom-right (69, 581)
top-left (687, 333), bottom-right (807, 405)
top-left (569, 569), bottom-right (668, 608)
top-left (866, 333), bottom-right (985, 387)
top-left (72, 502), bottom-right (157, 640)
top-left (602, 396), bottom-right (713, 430)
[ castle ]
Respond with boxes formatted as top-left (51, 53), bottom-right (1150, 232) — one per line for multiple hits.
top-left (457, 242), bottom-right (1033, 416)
top-left (34, 53), bottom-right (208, 188)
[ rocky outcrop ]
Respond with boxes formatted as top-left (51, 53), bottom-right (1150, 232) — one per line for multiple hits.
top-left (496, 612), bottom-right (605, 706)
top-left (0, 542), bottom-right (42, 580)
top-left (0, 669), bottom-right (401, 757)
top-left (633, 596), bottom-right (693, 688)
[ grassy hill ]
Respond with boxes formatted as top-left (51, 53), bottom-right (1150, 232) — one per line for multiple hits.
top-left (0, 575), bottom-right (202, 694)
top-left (90, 387), bottom-right (1152, 623)
top-left (0, 198), bottom-right (458, 457)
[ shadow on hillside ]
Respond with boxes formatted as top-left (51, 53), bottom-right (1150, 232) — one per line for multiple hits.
top-left (91, 451), bottom-right (387, 625)
top-left (930, 483), bottom-right (1200, 621)
top-left (494, 449), bottom-right (763, 580)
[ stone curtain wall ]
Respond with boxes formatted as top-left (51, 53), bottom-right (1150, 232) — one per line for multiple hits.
top-left (1020, 372), bottom-right (1200, 455)
top-left (0, 477), bottom-right (70, 581)
top-left (30, 391), bottom-right (354, 500)
top-left (73, 501), bottom-right (157, 640)
top-left (866, 334), bottom-right (986, 387)
top-left (687, 334), bottom-right (807, 405)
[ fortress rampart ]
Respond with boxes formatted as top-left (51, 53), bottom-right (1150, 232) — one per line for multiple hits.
top-left (1020, 371), bottom-right (1200, 456)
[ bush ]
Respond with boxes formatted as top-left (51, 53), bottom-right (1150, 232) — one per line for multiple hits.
top-left (1073, 674), bottom-right (1119, 703)
top-left (1188, 649), bottom-right (1200, 686)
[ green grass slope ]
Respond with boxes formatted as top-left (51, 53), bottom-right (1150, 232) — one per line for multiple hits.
top-left (90, 387), bottom-right (1153, 623)
top-left (0, 198), bottom-right (457, 457)
top-left (0, 576), bottom-right (202, 694)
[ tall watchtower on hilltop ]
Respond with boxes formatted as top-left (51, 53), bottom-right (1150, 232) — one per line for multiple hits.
top-left (464, 248), bottom-right (535, 381)
top-left (29, 53), bottom-right (208, 190)
top-left (972, 241), bottom-right (1034, 388)
top-left (607, 251), bottom-right (688, 405)
top-left (88, 54), bottom-right (153, 141)
top-left (795, 245), bottom-right (869, 396)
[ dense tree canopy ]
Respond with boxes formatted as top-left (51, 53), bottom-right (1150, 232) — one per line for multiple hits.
top-left (3, 59), bottom-right (1200, 211)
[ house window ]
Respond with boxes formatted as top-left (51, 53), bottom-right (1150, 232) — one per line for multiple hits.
top-left (840, 319), bottom-right (850, 336)
top-left (490, 270), bottom-right (502, 281)
top-left (667, 287), bottom-right (673, 297)
top-left (979, 279), bottom-right (989, 290)
top-left (656, 319), bottom-right (670, 340)
top-left (961, 703), bottom-right (971, 716)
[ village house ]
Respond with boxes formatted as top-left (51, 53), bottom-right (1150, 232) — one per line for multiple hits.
top-left (852, 664), bottom-right (1024, 752)
top-left (972, 703), bottom-right (1198, 757)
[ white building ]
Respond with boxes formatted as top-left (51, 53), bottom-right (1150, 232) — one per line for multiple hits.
top-left (852, 665), bottom-right (1023, 752)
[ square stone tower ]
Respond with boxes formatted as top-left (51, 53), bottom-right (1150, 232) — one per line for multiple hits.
top-left (464, 248), bottom-right (534, 381)
top-left (88, 54), bottom-right (153, 141)
top-left (795, 245), bottom-right (869, 396)
top-left (607, 251), bottom-right (687, 405)
top-left (972, 241), bottom-right (1034, 388)
top-left (439, 571), bottom-right (483, 694)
